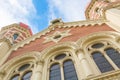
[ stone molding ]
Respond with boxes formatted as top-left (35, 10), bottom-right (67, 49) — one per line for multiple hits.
top-left (11, 19), bottom-right (107, 51)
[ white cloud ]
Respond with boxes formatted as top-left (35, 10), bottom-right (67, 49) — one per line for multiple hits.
top-left (0, 0), bottom-right (38, 33)
top-left (48, 0), bottom-right (90, 22)
top-left (0, 0), bottom-right (91, 34)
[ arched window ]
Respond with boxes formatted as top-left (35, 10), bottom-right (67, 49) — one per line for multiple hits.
top-left (88, 42), bottom-right (120, 73)
top-left (13, 33), bottom-right (19, 40)
top-left (105, 48), bottom-right (120, 68)
top-left (10, 63), bottom-right (33, 80)
top-left (92, 52), bottom-right (114, 73)
top-left (49, 53), bottom-right (78, 80)
top-left (63, 60), bottom-right (78, 80)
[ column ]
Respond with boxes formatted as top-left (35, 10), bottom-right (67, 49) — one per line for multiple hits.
top-left (77, 50), bottom-right (93, 77)
top-left (31, 61), bottom-right (43, 80)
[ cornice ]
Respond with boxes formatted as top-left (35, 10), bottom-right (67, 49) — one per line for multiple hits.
top-left (49, 19), bottom-right (108, 29)
top-left (11, 19), bottom-right (108, 51)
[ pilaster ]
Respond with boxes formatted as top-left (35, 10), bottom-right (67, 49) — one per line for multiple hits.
top-left (77, 50), bottom-right (93, 77)
top-left (31, 60), bottom-right (43, 80)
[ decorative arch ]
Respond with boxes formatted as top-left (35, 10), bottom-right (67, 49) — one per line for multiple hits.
top-left (76, 31), bottom-right (120, 74)
top-left (40, 42), bottom-right (80, 80)
top-left (77, 31), bottom-right (120, 48)
top-left (0, 51), bottom-right (40, 80)
top-left (41, 42), bottom-right (79, 60)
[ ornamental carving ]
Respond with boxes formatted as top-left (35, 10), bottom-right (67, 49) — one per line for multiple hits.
top-left (43, 29), bottom-right (71, 43)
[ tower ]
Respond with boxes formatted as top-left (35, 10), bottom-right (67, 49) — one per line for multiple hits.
top-left (0, 22), bottom-right (32, 64)
top-left (85, 0), bottom-right (120, 31)
top-left (85, 0), bottom-right (120, 19)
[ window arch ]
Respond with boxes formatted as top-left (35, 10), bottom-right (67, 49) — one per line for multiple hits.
top-left (88, 41), bottom-right (120, 73)
top-left (49, 52), bottom-right (78, 80)
top-left (10, 63), bottom-right (33, 80)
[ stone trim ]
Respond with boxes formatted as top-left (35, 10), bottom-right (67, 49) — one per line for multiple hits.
top-left (11, 19), bottom-right (107, 51)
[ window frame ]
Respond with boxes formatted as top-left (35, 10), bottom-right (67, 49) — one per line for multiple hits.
top-left (9, 62), bottom-right (33, 80)
top-left (48, 52), bottom-right (78, 80)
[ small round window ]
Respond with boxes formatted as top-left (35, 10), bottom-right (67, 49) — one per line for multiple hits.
top-left (55, 54), bottom-right (66, 60)
top-left (92, 43), bottom-right (104, 48)
top-left (18, 64), bottom-right (30, 71)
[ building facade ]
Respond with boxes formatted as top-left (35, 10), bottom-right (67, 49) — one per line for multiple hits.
top-left (0, 0), bottom-right (120, 80)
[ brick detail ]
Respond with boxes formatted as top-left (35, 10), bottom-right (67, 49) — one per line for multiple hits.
top-left (7, 24), bottom-right (115, 61)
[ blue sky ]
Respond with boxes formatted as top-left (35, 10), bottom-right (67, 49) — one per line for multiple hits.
top-left (0, 0), bottom-right (90, 34)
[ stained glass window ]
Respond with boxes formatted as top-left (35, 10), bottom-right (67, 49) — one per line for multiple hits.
top-left (92, 52), bottom-right (114, 73)
top-left (105, 48), bottom-right (120, 68)
top-left (63, 60), bottom-right (78, 80)
top-left (49, 64), bottom-right (61, 80)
